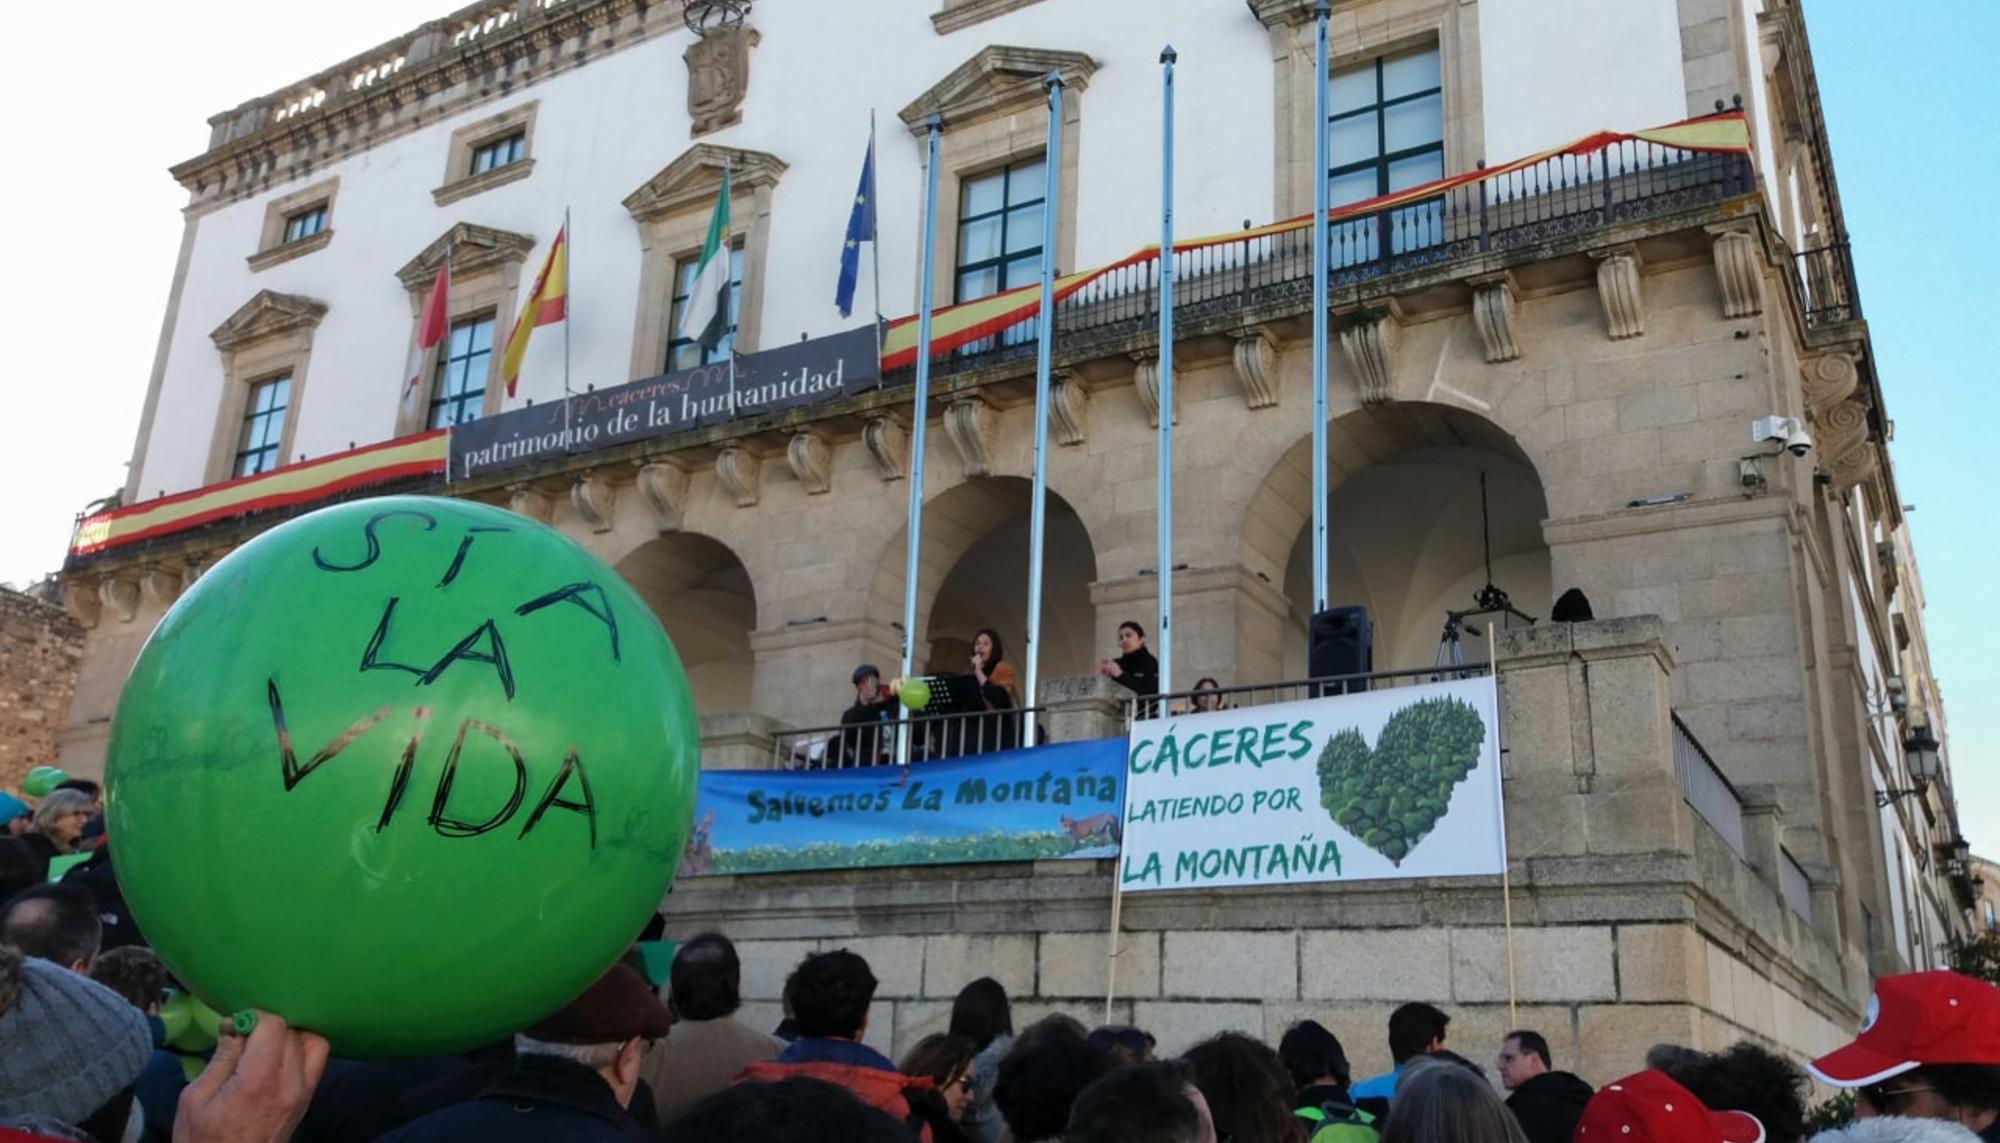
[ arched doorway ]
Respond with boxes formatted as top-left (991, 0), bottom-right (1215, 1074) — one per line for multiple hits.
top-left (869, 477), bottom-right (1099, 692)
top-left (1246, 403), bottom-right (1551, 679)
top-left (615, 534), bottom-right (757, 713)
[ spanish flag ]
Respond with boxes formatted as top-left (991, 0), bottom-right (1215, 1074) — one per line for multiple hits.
top-left (500, 225), bottom-right (568, 397)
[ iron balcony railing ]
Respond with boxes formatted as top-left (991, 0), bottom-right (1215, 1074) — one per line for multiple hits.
top-left (1791, 240), bottom-right (1861, 326)
top-left (945, 142), bottom-right (1759, 372)
top-left (1673, 713), bottom-right (1747, 859)
top-left (774, 704), bottom-right (1046, 770)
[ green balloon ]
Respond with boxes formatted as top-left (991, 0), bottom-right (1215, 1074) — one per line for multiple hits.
top-left (105, 497), bottom-right (699, 1058)
top-left (23, 766), bottom-right (67, 798)
top-left (898, 677), bottom-right (932, 712)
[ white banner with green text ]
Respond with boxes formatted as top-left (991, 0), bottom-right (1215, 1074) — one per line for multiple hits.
top-left (1119, 676), bottom-right (1504, 892)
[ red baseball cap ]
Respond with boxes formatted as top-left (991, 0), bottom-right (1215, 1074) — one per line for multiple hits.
top-left (1806, 969), bottom-right (2000, 1086)
top-left (1576, 1070), bottom-right (1764, 1143)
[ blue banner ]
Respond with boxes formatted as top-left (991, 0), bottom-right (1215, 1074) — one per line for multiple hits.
top-left (676, 739), bottom-right (1127, 877)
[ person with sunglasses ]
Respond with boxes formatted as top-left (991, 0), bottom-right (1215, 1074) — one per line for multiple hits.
top-left (902, 1033), bottom-right (979, 1143)
top-left (1805, 970), bottom-right (2000, 1140)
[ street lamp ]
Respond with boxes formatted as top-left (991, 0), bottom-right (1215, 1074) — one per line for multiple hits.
top-left (1876, 727), bottom-right (1942, 808)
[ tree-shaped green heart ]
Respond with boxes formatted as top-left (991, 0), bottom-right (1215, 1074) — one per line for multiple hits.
top-left (1315, 695), bottom-right (1486, 866)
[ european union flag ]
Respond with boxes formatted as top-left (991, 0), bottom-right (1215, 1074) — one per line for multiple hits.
top-left (835, 138), bottom-right (876, 319)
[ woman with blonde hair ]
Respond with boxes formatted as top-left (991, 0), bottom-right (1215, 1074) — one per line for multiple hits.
top-left (22, 788), bottom-right (92, 880)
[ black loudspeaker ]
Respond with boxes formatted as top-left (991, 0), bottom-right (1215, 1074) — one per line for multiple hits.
top-left (1309, 606), bottom-right (1373, 694)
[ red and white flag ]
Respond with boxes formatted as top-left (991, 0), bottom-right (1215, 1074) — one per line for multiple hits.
top-left (405, 260), bottom-right (450, 402)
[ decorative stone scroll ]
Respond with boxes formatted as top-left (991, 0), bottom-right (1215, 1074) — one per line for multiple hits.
top-left (1339, 312), bottom-right (1396, 407)
top-left (1591, 245), bottom-right (1646, 340)
top-left (636, 462), bottom-right (689, 532)
top-left (1467, 272), bottom-right (1521, 363)
top-left (64, 579), bottom-right (100, 630)
top-left (787, 430), bottom-right (833, 495)
top-left (508, 485), bottom-right (554, 523)
top-left (944, 397), bottom-right (996, 477)
top-left (1131, 353), bottom-right (1177, 427)
top-left (862, 415), bottom-right (907, 482)
top-left (100, 576), bottom-right (140, 624)
top-left (1801, 352), bottom-right (1859, 416)
top-left (716, 445), bottom-right (761, 507)
top-left (1708, 225), bottom-right (1764, 319)
top-left (1049, 372), bottom-right (1088, 446)
top-left (140, 566), bottom-right (182, 610)
top-left (570, 473), bottom-right (618, 533)
top-left (1231, 327), bottom-right (1280, 408)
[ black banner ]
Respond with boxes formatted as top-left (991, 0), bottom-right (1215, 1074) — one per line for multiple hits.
top-left (448, 325), bottom-right (882, 482)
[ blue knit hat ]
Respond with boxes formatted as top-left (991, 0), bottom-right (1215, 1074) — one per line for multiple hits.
top-left (0, 949), bottom-right (151, 1127)
top-left (0, 792), bottom-right (27, 823)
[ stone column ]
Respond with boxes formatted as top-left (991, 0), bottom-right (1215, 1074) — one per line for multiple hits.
top-left (699, 712), bottom-right (788, 771)
top-left (1037, 674), bottom-right (1127, 744)
top-left (1494, 616), bottom-right (1691, 860)
top-left (748, 616), bottom-right (900, 732)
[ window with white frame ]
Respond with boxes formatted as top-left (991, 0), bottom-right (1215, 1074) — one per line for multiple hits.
top-left (234, 375), bottom-right (290, 477)
top-left (666, 245), bottom-right (744, 372)
top-left (429, 316), bottom-right (494, 429)
top-left (470, 132), bottom-right (526, 177)
top-left (1327, 45), bottom-right (1444, 261)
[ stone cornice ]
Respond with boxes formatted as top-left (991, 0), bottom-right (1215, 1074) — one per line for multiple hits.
top-left (395, 222), bottom-right (537, 291)
top-left (171, 0), bottom-right (681, 215)
top-left (210, 290), bottom-right (327, 351)
top-left (898, 45), bottom-right (1098, 135)
top-left (623, 146), bottom-right (788, 223)
top-left (1246, 0), bottom-right (1319, 29)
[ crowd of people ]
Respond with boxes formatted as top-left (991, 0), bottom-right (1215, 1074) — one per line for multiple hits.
top-left (6, 868), bottom-right (2000, 1143)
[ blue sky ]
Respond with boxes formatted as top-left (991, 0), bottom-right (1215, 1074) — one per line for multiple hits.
top-left (1808, 0), bottom-right (1999, 855)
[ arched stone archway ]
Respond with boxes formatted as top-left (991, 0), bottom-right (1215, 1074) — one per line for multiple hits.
top-left (868, 476), bottom-right (1099, 687)
top-left (614, 533), bottom-right (757, 714)
top-left (1241, 402), bottom-right (1551, 680)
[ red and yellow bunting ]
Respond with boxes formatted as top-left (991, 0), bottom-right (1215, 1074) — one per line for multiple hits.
top-left (882, 111), bottom-right (1751, 369)
top-left (71, 431), bottom-right (448, 557)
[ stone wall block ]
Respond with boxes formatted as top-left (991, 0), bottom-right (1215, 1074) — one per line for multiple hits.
top-left (1299, 928), bottom-right (1450, 1001)
top-left (1162, 931), bottom-right (1297, 1001)
top-left (1577, 1004), bottom-right (1700, 1087)
top-left (1449, 925), bottom-right (1615, 1003)
top-left (1042, 930), bottom-right (1160, 999)
top-left (923, 934), bottom-right (1036, 998)
top-left (736, 938), bottom-right (821, 1002)
top-left (1132, 1002), bottom-right (1267, 1056)
top-left (838, 935), bottom-right (927, 998)
top-left (1616, 923), bottom-right (1708, 1004)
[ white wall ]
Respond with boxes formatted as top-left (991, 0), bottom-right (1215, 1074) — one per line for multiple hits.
top-left (1477, 0), bottom-right (1689, 163)
top-left (138, 0), bottom-right (1273, 500)
top-left (141, 0), bottom-right (1716, 502)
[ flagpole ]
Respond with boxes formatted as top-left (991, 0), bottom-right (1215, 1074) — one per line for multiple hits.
top-left (895, 115), bottom-right (944, 768)
top-left (723, 156), bottom-right (737, 411)
top-left (1156, 46), bottom-right (1177, 701)
top-left (870, 110), bottom-right (885, 367)
top-left (1310, 0), bottom-right (1332, 618)
top-left (562, 207), bottom-right (574, 452)
top-left (1023, 72), bottom-right (1063, 745)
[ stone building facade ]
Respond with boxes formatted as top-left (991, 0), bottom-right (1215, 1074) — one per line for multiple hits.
top-left (0, 586), bottom-right (83, 793)
top-left (55, 0), bottom-right (1977, 1080)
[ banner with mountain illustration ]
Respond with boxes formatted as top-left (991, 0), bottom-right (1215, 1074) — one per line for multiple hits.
top-left (1119, 678), bottom-right (1504, 892)
top-left (677, 737), bottom-right (1127, 877)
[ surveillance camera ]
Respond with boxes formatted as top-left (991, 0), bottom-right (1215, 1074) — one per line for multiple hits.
top-left (1786, 429), bottom-right (1813, 457)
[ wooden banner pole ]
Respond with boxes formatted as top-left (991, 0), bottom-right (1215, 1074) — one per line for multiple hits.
top-left (1489, 621), bottom-right (1518, 1026)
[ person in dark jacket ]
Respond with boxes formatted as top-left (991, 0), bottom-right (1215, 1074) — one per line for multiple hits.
top-left (377, 963), bottom-right (669, 1143)
top-left (735, 950), bottom-right (931, 1139)
top-left (830, 665), bottom-right (900, 768)
top-left (1281, 1019), bottom-right (1377, 1135)
top-left (1497, 1031), bottom-right (1592, 1143)
top-left (1098, 621), bottom-right (1160, 702)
